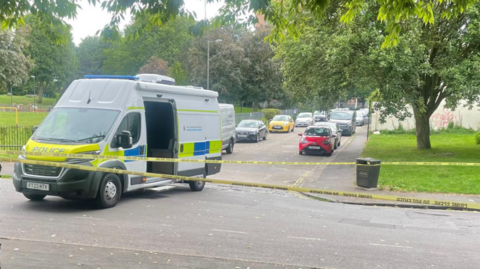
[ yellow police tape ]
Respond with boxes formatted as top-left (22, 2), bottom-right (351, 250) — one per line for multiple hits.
top-left (2, 150), bottom-right (480, 167)
top-left (1, 156), bottom-right (479, 211)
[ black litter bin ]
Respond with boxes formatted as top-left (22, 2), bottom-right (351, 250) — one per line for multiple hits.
top-left (356, 157), bottom-right (381, 188)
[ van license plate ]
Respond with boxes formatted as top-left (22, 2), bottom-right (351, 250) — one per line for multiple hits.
top-left (309, 146), bottom-right (321, 149)
top-left (26, 182), bottom-right (49, 191)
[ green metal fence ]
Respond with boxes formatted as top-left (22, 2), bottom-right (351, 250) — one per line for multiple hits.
top-left (0, 125), bottom-right (33, 150)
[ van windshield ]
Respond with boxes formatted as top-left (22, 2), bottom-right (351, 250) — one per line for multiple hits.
top-left (32, 108), bottom-right (120, 144)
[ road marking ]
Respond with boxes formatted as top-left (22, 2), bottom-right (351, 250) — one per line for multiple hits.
top-left (369, 243), bottom-right (412, 249)
top-left (287, 236), bottom-right (325, 241)
top-left (211, 229), bottom-right (247, 234)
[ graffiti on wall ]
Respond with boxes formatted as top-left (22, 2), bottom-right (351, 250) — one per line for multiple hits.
top-left (431, 109), bottom-right (456, 128)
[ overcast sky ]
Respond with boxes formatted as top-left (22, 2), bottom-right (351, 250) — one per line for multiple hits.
top-left (67, 0), bottom-right (223, 45)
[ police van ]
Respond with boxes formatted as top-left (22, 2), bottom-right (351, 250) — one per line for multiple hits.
top-left (13, 74), bottom-right (222, 208)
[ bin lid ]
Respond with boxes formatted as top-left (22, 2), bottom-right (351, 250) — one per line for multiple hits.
top-left (356, 157), bottom-right (381, 164)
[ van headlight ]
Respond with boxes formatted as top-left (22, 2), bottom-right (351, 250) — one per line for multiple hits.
top-left (19, 146), bottom-right (26, 159)
top-left (67, 150), bottom-right (101, 163)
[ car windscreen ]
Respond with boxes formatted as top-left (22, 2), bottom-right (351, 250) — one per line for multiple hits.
top-left (304, 127), bottom-right (330, 136)
top-left (32, 108), bottom-right (120, 144)
top-left (314, 123), bottom-right (337, 132)
top-left (330, 111), bottom-right (353, 120)
top-left (272, 115), bottom-right (288, 121)
top-left (238, 120), bottom-right (259, 128)
top-left (297, 113), bottom-right (312, 118)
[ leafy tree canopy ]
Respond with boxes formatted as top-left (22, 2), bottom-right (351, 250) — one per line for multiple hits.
top-left (0, 27), bottom-right (32, 92)
top-left (1, 0), bottom-right (478, 46)
top-left (278, 1), bottom-right (480, 149)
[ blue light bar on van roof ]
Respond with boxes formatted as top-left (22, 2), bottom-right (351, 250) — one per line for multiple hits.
top-left (84, 75), bottom-right (139, 80)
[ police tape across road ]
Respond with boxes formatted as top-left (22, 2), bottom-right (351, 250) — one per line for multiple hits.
top-left (1, 156), bottom-right (479, 211)
top-left (1, 150), bottom-right (480, 167)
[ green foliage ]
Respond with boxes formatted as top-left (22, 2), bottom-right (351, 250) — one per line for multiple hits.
top-left (188, 27), bottom-right (283, 107)
top-left (0, 27), bottom-right (32, 92)
top-left (22, 16), bottom-right (77, 104)
top-left (363, 133), bottom-right (480, 194)
top-left (102, 16), bottom-right (194, 75)
top-left (262, 108), bottom-right (282, 121)
top-left (77, 36), bottom-right (108, 77)
top-left (279, 3), bottom-right (480, 149)
top-left (475, 124), bottom-right (480, 145)
top-left (168, 61), bottom-right (187, 85)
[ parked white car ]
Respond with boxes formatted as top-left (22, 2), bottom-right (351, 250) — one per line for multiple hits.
top-left (295, 112), bottom-right (313, 127)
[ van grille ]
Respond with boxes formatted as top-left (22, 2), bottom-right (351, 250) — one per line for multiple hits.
top-left (24, 164), bottom-right (62, 177)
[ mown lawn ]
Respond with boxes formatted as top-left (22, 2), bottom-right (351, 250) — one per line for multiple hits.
top-left (0, 112), bottom-right (49, 125)
top-left (362, 133), bottom-right (480, 194)
top-left (0, 95), bottom-right (57, 107)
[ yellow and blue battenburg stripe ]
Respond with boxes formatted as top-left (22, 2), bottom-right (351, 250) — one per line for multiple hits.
top-left (179, 140), bottom-right (222, 157)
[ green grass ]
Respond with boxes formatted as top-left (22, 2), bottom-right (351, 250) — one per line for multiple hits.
top-left (362, 133), bottom-right (480, 195)
top-left (0, 95), bottom-right (57, 107)
top-left (0, 112), bottom-right (48, 125)
top-left (235, 107), bottom-right (255, 113)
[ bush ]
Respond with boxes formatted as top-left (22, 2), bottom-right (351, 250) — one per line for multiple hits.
top-left (262, 108), bottom-right (282, 121)
top-left (475, 125), bottom-right (480, 145)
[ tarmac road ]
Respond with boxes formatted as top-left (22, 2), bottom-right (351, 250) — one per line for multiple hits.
top-left (1, 126), bottom-right (479, 269)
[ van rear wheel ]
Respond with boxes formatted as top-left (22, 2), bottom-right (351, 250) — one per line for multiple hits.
top-left (96, 173), bottom-right (122, 209)
top-left (23, 193), bottom-right (46, 201)
top-left (226, 139), bottom-right (234, 154)
top-left (189, 177), bottom-right (206, 192)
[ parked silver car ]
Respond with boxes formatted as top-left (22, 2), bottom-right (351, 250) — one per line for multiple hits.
top-left (329, 110), bottom-right (356, 136)
top-left (314, 122), bottom-right (342, 149)
top-left (295, 112), bottom-right (313, 127)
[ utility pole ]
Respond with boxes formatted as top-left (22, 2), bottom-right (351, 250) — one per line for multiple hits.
top-left (10, 83), bottom-right (13, 105)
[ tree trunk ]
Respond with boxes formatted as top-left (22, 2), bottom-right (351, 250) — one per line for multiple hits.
top-left (253, 101), bottom-right (259, 112)
top-left (37, 84), bottom-right (45, 104)
top-left (413, 107), bottom-right (431, 149)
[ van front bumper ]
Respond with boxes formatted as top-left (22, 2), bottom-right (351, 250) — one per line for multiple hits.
top-left (13, 162), bottom-right (101, 199)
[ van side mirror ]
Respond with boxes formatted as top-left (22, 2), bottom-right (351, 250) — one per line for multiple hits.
top-left (115, 131), bottom-right (133, 149)
top-left (32, 126), bottom-right (38, 133)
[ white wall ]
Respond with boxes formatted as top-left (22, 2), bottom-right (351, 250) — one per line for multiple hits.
top-left (371, 100), bottom-right (480, 131)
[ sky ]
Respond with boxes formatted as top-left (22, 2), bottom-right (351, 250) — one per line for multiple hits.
top-left (67, 0), bottom-right (223, 45)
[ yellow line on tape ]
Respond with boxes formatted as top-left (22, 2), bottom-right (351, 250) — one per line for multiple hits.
top-left (1, 157), bottom-right (479, 211)
top-left (4, 150), bottom-right (480, 166)
top-left (0, 150), bottom-right (357, 166)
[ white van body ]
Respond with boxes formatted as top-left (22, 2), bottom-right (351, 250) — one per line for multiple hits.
top-left (219, 104), bottom-right (236, 154)
top-left (13, 75), bottom-right (222, 207)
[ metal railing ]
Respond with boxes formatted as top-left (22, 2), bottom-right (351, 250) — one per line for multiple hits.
top-left (235, 112), bottom-right (265, 124)
top-left (0, 125), bottom-right (33, 150)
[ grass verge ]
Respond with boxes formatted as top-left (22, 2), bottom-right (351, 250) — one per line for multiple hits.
top-left (0, 112), bottom-right (48, 125)
top-left (362, 133), bottom-right (480, 195)
top-left (0, 95), bottom-right (57, 107)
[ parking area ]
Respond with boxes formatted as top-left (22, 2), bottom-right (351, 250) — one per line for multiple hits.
top-left (212, 126), bottom-right (361, 187)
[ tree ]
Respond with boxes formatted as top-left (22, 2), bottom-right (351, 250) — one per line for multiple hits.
top-left (239, 26), bottom-right (283, 111)
top-left (0, 27), bottom-right (32, 93)
top-left (138, 57), bottom-right (168, 75)
top-left (188, 28), bottom-right (248, 103)
top-left (23, 16), bottom-right (78, 103)
top-left (278, 2), bottom-right (480, 149)
top-left (103, 16), bottom-right (194, 75)
top-left (1, 0), bottom-right (477, 47)
top-left (77, 36), bottom-right (108, 77)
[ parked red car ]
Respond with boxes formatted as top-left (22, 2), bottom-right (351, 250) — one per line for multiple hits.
top-left (298, 126), bottom-right (337, 156)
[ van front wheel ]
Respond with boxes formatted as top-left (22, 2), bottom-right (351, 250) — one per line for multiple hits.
top-left (96, 173), bottom-right (122, 209)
